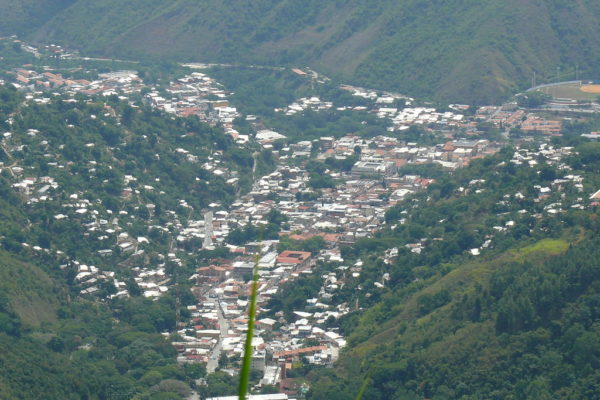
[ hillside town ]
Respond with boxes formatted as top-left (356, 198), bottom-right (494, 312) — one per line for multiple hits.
top-left (2, 37), bottom-right (600, 399)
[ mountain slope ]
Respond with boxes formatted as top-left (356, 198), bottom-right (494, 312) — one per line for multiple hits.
top-left (5, 0), bottom-right (600, 103)
top-left (310, 236), bottom-right (600, 399)
top-left (0, 0), bottom-right (75, 35)
top-left (0, 82), bottom-right (260, 399)
top-left (0, 250), bottom-right (59, 327)
top-left (304, 142), bottom-right (600, 399)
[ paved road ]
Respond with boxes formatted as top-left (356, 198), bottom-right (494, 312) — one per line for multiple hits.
top-left (252, 151), bottom-right (260, 181)
top-left (487, 105), bottom-right (503, 122)
top-left (206, 298), bottom-right (229, 373)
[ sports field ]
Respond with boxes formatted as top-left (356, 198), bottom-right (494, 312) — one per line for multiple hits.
top-left (533, 82), bottom-right (600, 100)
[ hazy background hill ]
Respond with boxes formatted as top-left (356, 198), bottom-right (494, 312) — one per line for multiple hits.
top-left (3, 0), bottom-right (600, 103)
top-left (0, 0), bottom-right (75, 35)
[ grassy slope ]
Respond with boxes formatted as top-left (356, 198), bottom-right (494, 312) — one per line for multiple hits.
top-left (310, 231), bottom-right (600, 398)
top-left (0, 190), bottom-right (72, 399)
top-left (2, 0), bottom-right (597, 103)
top-left (0, 189), bottom-right (59, 327)
top-left (0, 250), bottom-right (59, 327)
top-left (340, 238), bottom-right (570, 366)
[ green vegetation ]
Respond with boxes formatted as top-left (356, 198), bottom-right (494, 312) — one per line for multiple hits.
top-left (309, 234), bottom-right (600, 399)
top-left (303, 145), bottom-right (600, 399)
top-left (266, 261), bottom-right (331, 321)
top-left (209, 67), bottom-right (390, 142)
top-left (532, 82), bottom-right (600, 101)
top-left (239, 248), bottom-right (261, 399)
top-left (208, 67), bottom-right (310, 117)
top-left (517, 91), bottom-right (550, 108)
top-left (227, 210), bottom-right (287, 245)
top-left (1, 11), bottom-right (600, 394)
top-left (278, 235), bottom-right (326, 254)
top-left (0, 0), bottom-right (74, 36)
top-left (5, 0), bottom-right (600, 102)
top-left (199, 371), bottom-right (238, 398)
top-left (0, 272), bottom-right (202, 399)
top-left (398, 162), bottom-right (446, 179)
top-left (0, 88), bottom-right (267, 275)
top-left (0, 84), bottom-right (260, 399)
top-left (266, 108), bottom-right (390, 143)
top-left (305, 161), bottom-right (336, 189)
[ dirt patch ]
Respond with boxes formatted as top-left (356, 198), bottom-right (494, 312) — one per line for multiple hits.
top-left (580, 84), bottom-right (600, 93)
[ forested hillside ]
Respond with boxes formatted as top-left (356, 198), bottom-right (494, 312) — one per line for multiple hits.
top-left (2, 5), bottom-right (600, 394)
top-left (0, 84), bottom-right (265, 399)
top-left (296, 142), bottom-right (600, 399)
top-left (3, 0), bottom-right (600, 103)
top-left (310, 236), bottom-right (600, 399)
top-left (0, 0), bottom-right (74, 35)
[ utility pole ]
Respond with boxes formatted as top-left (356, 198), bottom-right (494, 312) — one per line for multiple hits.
top-left (532, 71), bottom-right (536, 88)
top-left (556, 66), bottom-right (560, 83)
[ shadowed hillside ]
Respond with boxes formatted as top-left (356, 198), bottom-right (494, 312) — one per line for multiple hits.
top-left (2, 0), bottom-right (600, 103)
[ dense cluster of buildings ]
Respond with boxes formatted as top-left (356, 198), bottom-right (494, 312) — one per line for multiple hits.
top-left (175, 239), bottom-right (353, 396)
top-left (144, 71), bottom-right (245, 143)
top-left (171, 135), bottom-right (499, 255)
top-left (11, 68), bottom-right (144, 96)
top-left (275, 96), bottom-right (333, 115)
top-left (3, 39), bottom-right (600, 398)
top-left (168, 134), bottom-right (503, 394)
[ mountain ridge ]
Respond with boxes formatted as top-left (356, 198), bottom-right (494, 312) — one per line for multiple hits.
top-left (3, 0), bottom-right (600, 103)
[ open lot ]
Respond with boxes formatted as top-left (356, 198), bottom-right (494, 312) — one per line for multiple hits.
top-left (580, 84), bottom-right (600, 94)
top-left (532, 82), bottom-right (600, 101)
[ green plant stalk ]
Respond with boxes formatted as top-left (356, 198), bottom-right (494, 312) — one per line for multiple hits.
top-left (355, 367), bottom-right (373, 400)
top-left (238, 245), bottom-right (261, 399)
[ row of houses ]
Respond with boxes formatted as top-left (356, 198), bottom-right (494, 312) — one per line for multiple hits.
top-left (11, 67), bottom-right (144, 96)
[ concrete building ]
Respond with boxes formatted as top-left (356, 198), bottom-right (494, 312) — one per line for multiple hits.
top-left (351, 160), bottom-right (396, 177)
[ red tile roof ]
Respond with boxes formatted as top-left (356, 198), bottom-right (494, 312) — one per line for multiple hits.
top-left (276, 250), bottom-right (311, 264)
top-left (274, 346), bottom-right (327, 358)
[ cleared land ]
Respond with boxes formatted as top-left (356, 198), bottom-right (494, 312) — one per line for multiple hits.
top-left (580, 84), bottom-right (600, 93)
top-left (534, 82), bottom-right (599, 100)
